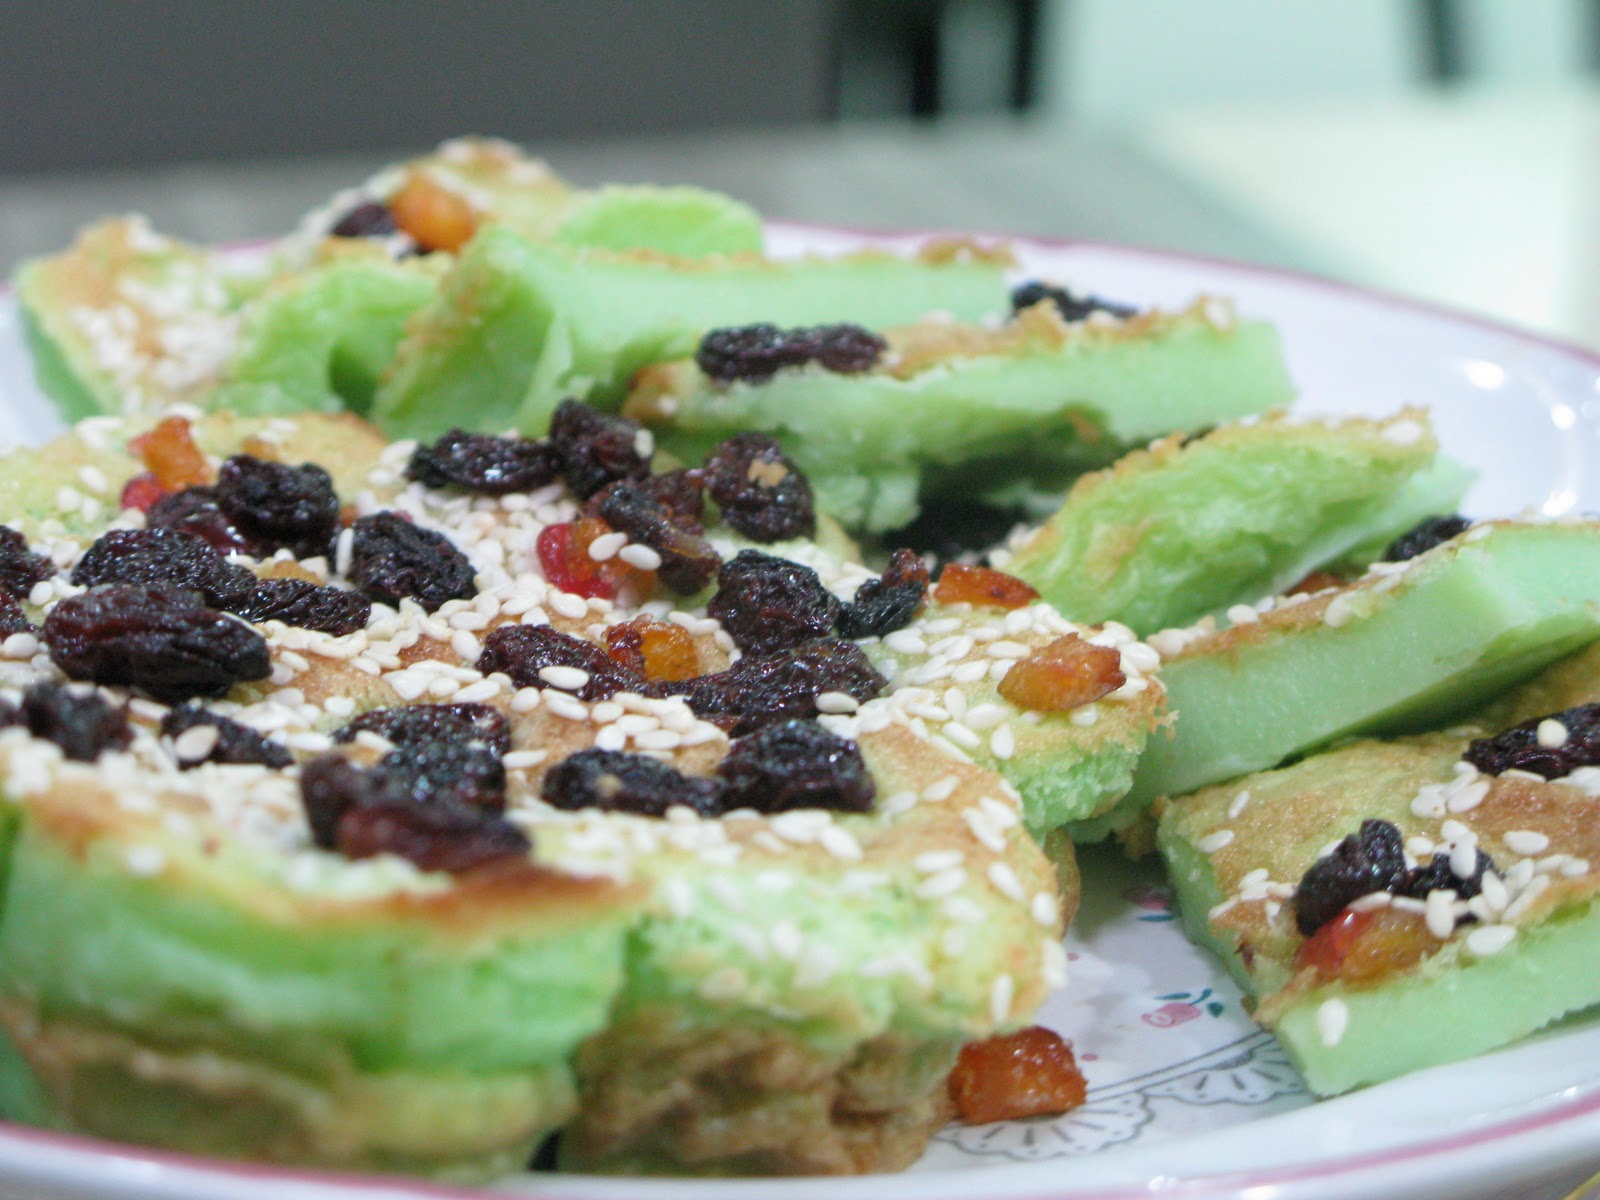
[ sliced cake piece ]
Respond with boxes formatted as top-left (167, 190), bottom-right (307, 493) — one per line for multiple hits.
top-left (1000, 409), bottom-right (1472, 635)
top-left (1158, 711), bottom-right (1600, 1095)
top-left (627, 296), bottom-right (1293, 533)
top-left (1126, 518), bottom-right (1600, 809)
top-left (371, 228), bottom-right (1012, 442)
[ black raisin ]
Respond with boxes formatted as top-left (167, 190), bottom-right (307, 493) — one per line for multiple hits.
top-left (837, 549), bottom-right (930, 639)
top-left (695, 323), bottom-right (885, 384)
top-left (72, 527), bottom-right (256, 610)
top-left (706, 550), bottom-right (840, 656)
top-left (231, 578), bottom-right (372, 636)
top-left (145, 486), bottom-right (267, 557)
top-left (160, 703), bottom-right (292, 769)
top-left (548, 399), bottom-right (651, 501)
top-left (1, 681), bottom-right (132, 762)
top-left (700, 432), bottom-right (816, 543)
top-left (380, 739), bottom-right (507, 812)
top-left (478, 624), bottom-right (644, 701)
top-left (1400, 847), bottom-right (1496, 902)
top-left (668, 638), bottom-right (885, 735)
top-left (593, 482), bottom-right (722, 594)
top-left (1464, 704), bottom-right (1600, 779)
top-left (334, 702), bottom-right (511, 756)
top-left (347, 512), bottom-right (477, 612)
top-left (299, 752), bottom-right (529, 873)
top-left (0, 526), bottom-right (54, 600)
top-left (635, 468), bottom-right (705, 531)
top-left (44, 584), bottom-right (271, 704)
top-left (215, 455), bottom-right (342, 561)
top-left (0, 591), bottom-right (35, 637)
top-left (406, 429), bottom-right (563, 495)
top-left (1382, 515), bottom-right (1473, 562)
top-left (716, 719), bottom-right (875, 814)
top-left (330, 201), bottom-right (398, 239)
top-left (1010, 281), bottom-right (1138, 323)
top-left (1292, 818), bottom-right (1408, 936)
top-left (541, 748), bottom-right (723, 817)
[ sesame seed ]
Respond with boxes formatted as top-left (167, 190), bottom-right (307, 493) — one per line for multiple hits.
top-left (989, 725), bottom-right (1016, 760)
top-left (1030, 892), bottom-right (1057, 927)
top-left (915, 867), bottom-right (967, 899)
top-left (1503, 829), bottom-right (1551, 857)
top-left (586, 531), bottom-right (626, 562)
top-left (1227, 790), bottom-right (1251, 820)
top-left (922, 777), bottom-right (959, 803)
top-left (122, 844), bottom-right (168, 877)
top-left (1197, 829), bottom-right (1235, 854)
top-left (989, 973), bottom-right (1014, 1025)
top-left (1041, 939), bottom-right (1068, 989)
top-left (817, 825), bottom-right (863, 860)
top-left (1425, 888), bottom-right (1458, 938)
top-left (502, 749), bottom-right (548, 770)
top-left (1445, 779), bottom-right (1489, 813)
top-left (618, 544), bottom-right (663, 571)
top-left (986, 861), bottom-right (1024, 901)
top-left (815, 691), bottom-right (859, 714)
top-left (549, 592), bottom-right (587, 619)
top-left (1449, 840), bottom-right (1480, 879)
top-left (915, 850), bottom-right (965, 873)
top-left (1348, 891), bottom-right (1393, 913)
top-left (1537, 718), bottom-right (1569, 748)
top-left (1070, 705), bottom-right (1098, 727)
top-left (538, 665), bottom-right (590, 691)
top-left (171, 724), bottom-right (220, 762)
top-left (1317, 998), bottom-right (1350, 1047)
top-left (1465, 924), bottom-right (1517, 957)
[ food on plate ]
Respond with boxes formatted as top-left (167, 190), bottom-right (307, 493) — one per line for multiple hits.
top-left (0, 406), bottom-right (1111, 1177)
top-left (1125, 518), bottom-right (1600, 812)
top-left (626, 290), bottom-right (1293, 533)
top-left (14, 138), bottom-right (762, 424)
top-left (371, 228), bottom-right (1012, 443)
top-left (1157, 649), bottom-right (1600, 1093)
top-left (999, 408), bottom-right (1472, 635)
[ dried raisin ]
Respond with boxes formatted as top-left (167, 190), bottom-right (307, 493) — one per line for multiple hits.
top-left (542, 748), bottom-right (723, 817)
top-left (0, 526), bottom-right (53, 600)
top-left (594, 481), bottom-right (722, 594)
top-left (330, 201), bottom-right (398, 239)
top-left (669, 638), bottom-right (885, 735)
top-left (380, 739), bottom-right (507, 812)
top-left (1010, 281), bottom-right (1137, 322)
top-left (548, 399), bottom-right (651, 501)
top-left (0, 591), bottom-right (34, 637)
top-left (161, 703), bottom-right (292, 769)
top-left (695, 323), bottom-right (885, 383)
top-left (837, 549), bottom-right (929, 639)
top-left (215, 455), bottom-right (341, 561)
top-left (706, 550), bottom-right (840, 656)
top-left (406, 429), bottom-right (562, 495)
top-left (1292, 818), bottom-right (1408, 936)
top-left (1464, 704), bottom-right (1600, 779)
top-left (348, 512), bottom-right (477, 612)
top-left (145, 486), bottom-right (266, 557)
top-left (478, 624), bottom-right (644, 701)
top-left (72, 527), bottom-right (256, 609)
top-left (1, 681), bottom-right (132, 762)
top-left (1382, 515), bottom-right (1472, 562)
top-left (716, 720), bottom-right (874, 813)
top-left (334, 702), bottom-right (511, 756)
top-left (1401, 847), bottom-right (1496, 903)
top-left (701, 432), bottom-right (816, 543)
top-left (231, 578), bottom-right (372, 635)
top-left (45, 584), bottom-right (271, 703)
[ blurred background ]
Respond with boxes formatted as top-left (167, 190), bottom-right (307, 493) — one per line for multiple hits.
top-left (1, 0), bottom-right (1596, 345)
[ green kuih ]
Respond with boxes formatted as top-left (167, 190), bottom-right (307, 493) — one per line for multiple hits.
top-left (1127, 519), bottom-right (1600, 812)
top-left (371, 227), bottom-right (1012, 443)
top-left (1158, 639), bottom-right (1600, 1094)
top-left (1001, 409), bottom-right (1473, 635)
top-left (629, 297), bottom-right (1295, 534)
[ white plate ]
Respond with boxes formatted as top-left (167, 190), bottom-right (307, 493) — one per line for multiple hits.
top-left (1, 226), bottom-right (1599, 1200)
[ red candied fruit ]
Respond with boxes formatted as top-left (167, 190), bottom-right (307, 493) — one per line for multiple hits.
top-left (129, 415), bottom-right (213, 492)
top-left (119, 473), bottom-right (168, 513)
top-left (1293, 907), bottom-right (1374, 977)
top-left (997, 633), bottom-right (1125, 713)
top-left (933, 563), bottom-right (1039, 609)
top-left (604, 616), bottom-right (700, 683)
top-left (535, 519), bottom-right (632, 601)
top-left (948, 1026), bottom-right (1088, 1125)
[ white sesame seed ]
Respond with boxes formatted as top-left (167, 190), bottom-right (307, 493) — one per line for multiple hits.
top-left (1445, 779), bottom-right (1490, 813)
top-left (989, 973), bottom-right (1014, 1025)
top-left (1563, 858), bottom-right (1591, 878)
top-left (1465, 924), bottom-right (1517, 957)
top-left (1317, 998), bottom-right (1350, 1047)
top-left (1503, 830), bottom-right (1551, 857)
top-left (1503, 873), bottom-right (1552, 922)
top-left (618, 544), bottom-right (663, 571)
top-left (986, 861), bottom-right (1025, 901)
top-left (915, 850), bottom-right (965, 873)
top-left (1425, 888), bottom-right (1459, 938)
top-left (1041, 939), bottom-right (1068, 989)
top-left (1537, 718), bottom-right (1569, 748)
top-left (1449, 840), bottom-right (1480, 879)
top-left (817, 825), bottom-right (863, 860)
top-left (549, 592), bottom-right (588, 619)
top-left (915, 868), bottom-right (967, 899)
top-left (989, 724), bottom-right (1016, 760)
top-left (122, 844), bottom-right (168, 877)
top-left (171, 724), bottom-right (220, 762)
top-left (1227, 790), bottom-right (1251, 820)
top-left (586, 531), bottom-right (626, 562)
top-left (1030, 892), bottom-right (1057, 927)
top-left (1348, 891), bottom-right (1393, 913)
top-left (1197, 829), bottom-right (1235, 854)
top-left (1069, 705), bottom-right (1098, 727)
top-left (922, 777), bottom-right (959, 803)
top-left (502, 749), bottom-right (548, 770)
top-left (815, 691), bottom-right (860, 714)
top-left (538, 665), bottom-right (590, 692)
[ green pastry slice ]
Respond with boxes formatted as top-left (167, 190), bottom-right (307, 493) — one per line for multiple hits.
top-left (1158, 711), bottom-right (1600, 1095)
top-left (628, 297), bottom-right (1294, 533)
top-left (1128, 518), bottom-right (1600, 807)
top-left (1001, 408), bottom-right (1473, 635)
top-left (371, 227), bottom-right (1012, 442)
